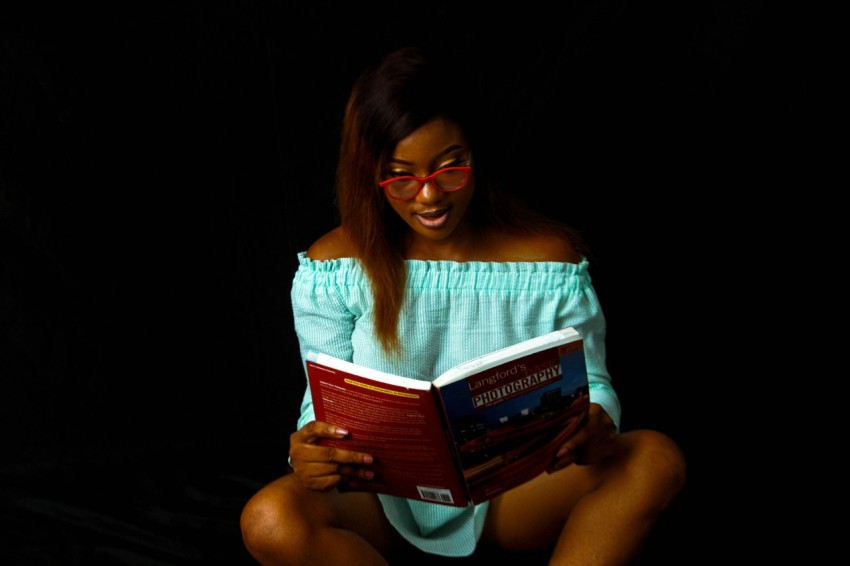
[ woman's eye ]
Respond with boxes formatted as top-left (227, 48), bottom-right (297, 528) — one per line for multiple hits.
top-left (439, 158), bottom-right (467, 169)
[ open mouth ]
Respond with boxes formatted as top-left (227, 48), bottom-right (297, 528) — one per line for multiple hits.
top-left (415, 208), bottom-right (450, 229)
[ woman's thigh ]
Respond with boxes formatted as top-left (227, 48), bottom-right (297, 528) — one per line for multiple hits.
top-left (481, 432), bottom-right (649, 552)
top-left (481, 460), bottom-right (598, 552)
top-left (481, 430), bottom-right (685, 553)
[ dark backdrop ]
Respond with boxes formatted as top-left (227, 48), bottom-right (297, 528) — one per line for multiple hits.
top-left (1, 1), bottom-right (811, 564)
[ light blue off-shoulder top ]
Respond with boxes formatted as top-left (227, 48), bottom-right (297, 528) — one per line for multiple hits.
top-left (290, 251), bottom-right (621, 557)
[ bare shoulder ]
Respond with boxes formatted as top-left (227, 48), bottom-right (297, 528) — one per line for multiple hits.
top-left (489, 230), bottom-right (582, 263)
top-left (305, 226), bottom-right (357, 260)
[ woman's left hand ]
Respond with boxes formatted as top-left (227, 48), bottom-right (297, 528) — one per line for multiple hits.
top-left (547, 402), bottom-right (617, 472)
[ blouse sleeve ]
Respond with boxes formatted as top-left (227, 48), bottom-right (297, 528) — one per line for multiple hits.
top-left (573, 300), bottom-right (621, 431)
top-left (560, 267), bottom-right (621, 431)
top-left (289, 254), bottom-right (359, 430)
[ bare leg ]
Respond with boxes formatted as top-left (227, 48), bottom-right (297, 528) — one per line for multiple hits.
top-left (482, 430), bottom-right (686, 566)
top-left (240, 474), bottom-right (401, 566)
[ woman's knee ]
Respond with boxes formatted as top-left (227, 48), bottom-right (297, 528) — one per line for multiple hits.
top-left (240, 477), bottom-right (314, 563)
top-left (241, 487), bottom-right (283, 543)
top-left (624, 430), bottom-right (687, 503)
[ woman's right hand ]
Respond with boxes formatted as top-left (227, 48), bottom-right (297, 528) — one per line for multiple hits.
top-left (288, 421), bottom-right (375, 491)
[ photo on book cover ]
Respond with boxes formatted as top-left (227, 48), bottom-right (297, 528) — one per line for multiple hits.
top-left (437, 341), bottom-right (589, 501)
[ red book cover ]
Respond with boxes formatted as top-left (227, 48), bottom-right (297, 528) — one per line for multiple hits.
top-left (307, 360), bottom-right (469, 506)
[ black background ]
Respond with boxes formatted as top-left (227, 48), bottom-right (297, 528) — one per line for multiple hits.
top-left (1, 1), bottom-right (814, 564)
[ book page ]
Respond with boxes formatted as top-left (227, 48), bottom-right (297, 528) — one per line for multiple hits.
top-left (433, 328), bottom-right (580, 387)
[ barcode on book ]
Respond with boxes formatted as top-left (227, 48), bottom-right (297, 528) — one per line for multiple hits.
top-left (416, 486), bottom-right (454, 504)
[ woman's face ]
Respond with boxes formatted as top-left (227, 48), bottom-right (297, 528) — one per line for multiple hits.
top-left (381, 118), bottom-right (475, 250)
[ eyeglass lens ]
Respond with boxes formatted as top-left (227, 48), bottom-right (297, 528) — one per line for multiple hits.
top-left (386, 169), bottom-right (468, 200)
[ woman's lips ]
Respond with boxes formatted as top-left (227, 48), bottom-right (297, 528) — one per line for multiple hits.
top-left (415, 208), bottom-right (449, 229)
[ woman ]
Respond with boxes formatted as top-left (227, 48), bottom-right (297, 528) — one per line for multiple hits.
top-left (240, 46), bottom-right (686, 565)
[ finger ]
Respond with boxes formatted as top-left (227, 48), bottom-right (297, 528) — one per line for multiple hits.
top-left (297, 461), bottom-right (375, 491)
top-left (292, 421), bottom-right (351, 444)
top-left (337, 464), bottom-right (375, 481)
top-left (557, 423), bottom-right (590, 458)
top-left (319, 445), bottom-right (374, 466)
top-left (547, 439), bottom-right (580, 473)
top-left (289, 443), bottom-right (374, 478)
top-left (306, 459), bottom-right (374, 477)
top-left (545, 422), bottom-right (590, 473)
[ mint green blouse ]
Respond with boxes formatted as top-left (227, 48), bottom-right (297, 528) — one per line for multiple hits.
top-left (290, 251), bottom-right (621, 557)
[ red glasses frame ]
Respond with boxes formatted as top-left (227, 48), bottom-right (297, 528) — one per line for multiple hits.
top-left (378, 165), bottom-right (473, 201)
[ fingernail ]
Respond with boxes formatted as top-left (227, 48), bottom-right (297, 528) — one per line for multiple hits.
top-left (364, 470), bottom-right (374, 479)
top-left (336, 427), bottom-right (349, 436)
top-left (556, 447), bottom-right (569, 458)
top-left (363, 455), bottom-right (374, 465)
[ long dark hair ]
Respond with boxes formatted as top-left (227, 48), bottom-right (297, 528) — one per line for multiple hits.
top-left (336, 46), bottom-right (586, 355)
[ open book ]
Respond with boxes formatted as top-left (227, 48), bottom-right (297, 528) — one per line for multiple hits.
top-left (305, 327), bottom-right (589, 507)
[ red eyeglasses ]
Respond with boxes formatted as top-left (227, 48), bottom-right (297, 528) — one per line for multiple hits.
top-left (379, 165), bottom-right (473, 201)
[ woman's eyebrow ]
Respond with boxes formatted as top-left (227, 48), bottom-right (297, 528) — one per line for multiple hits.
top-left (386, 145), bottom-right (466, 167)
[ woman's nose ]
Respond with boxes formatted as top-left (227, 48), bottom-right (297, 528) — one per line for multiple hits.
top-left (416, 181), bottom-right (440, 202)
